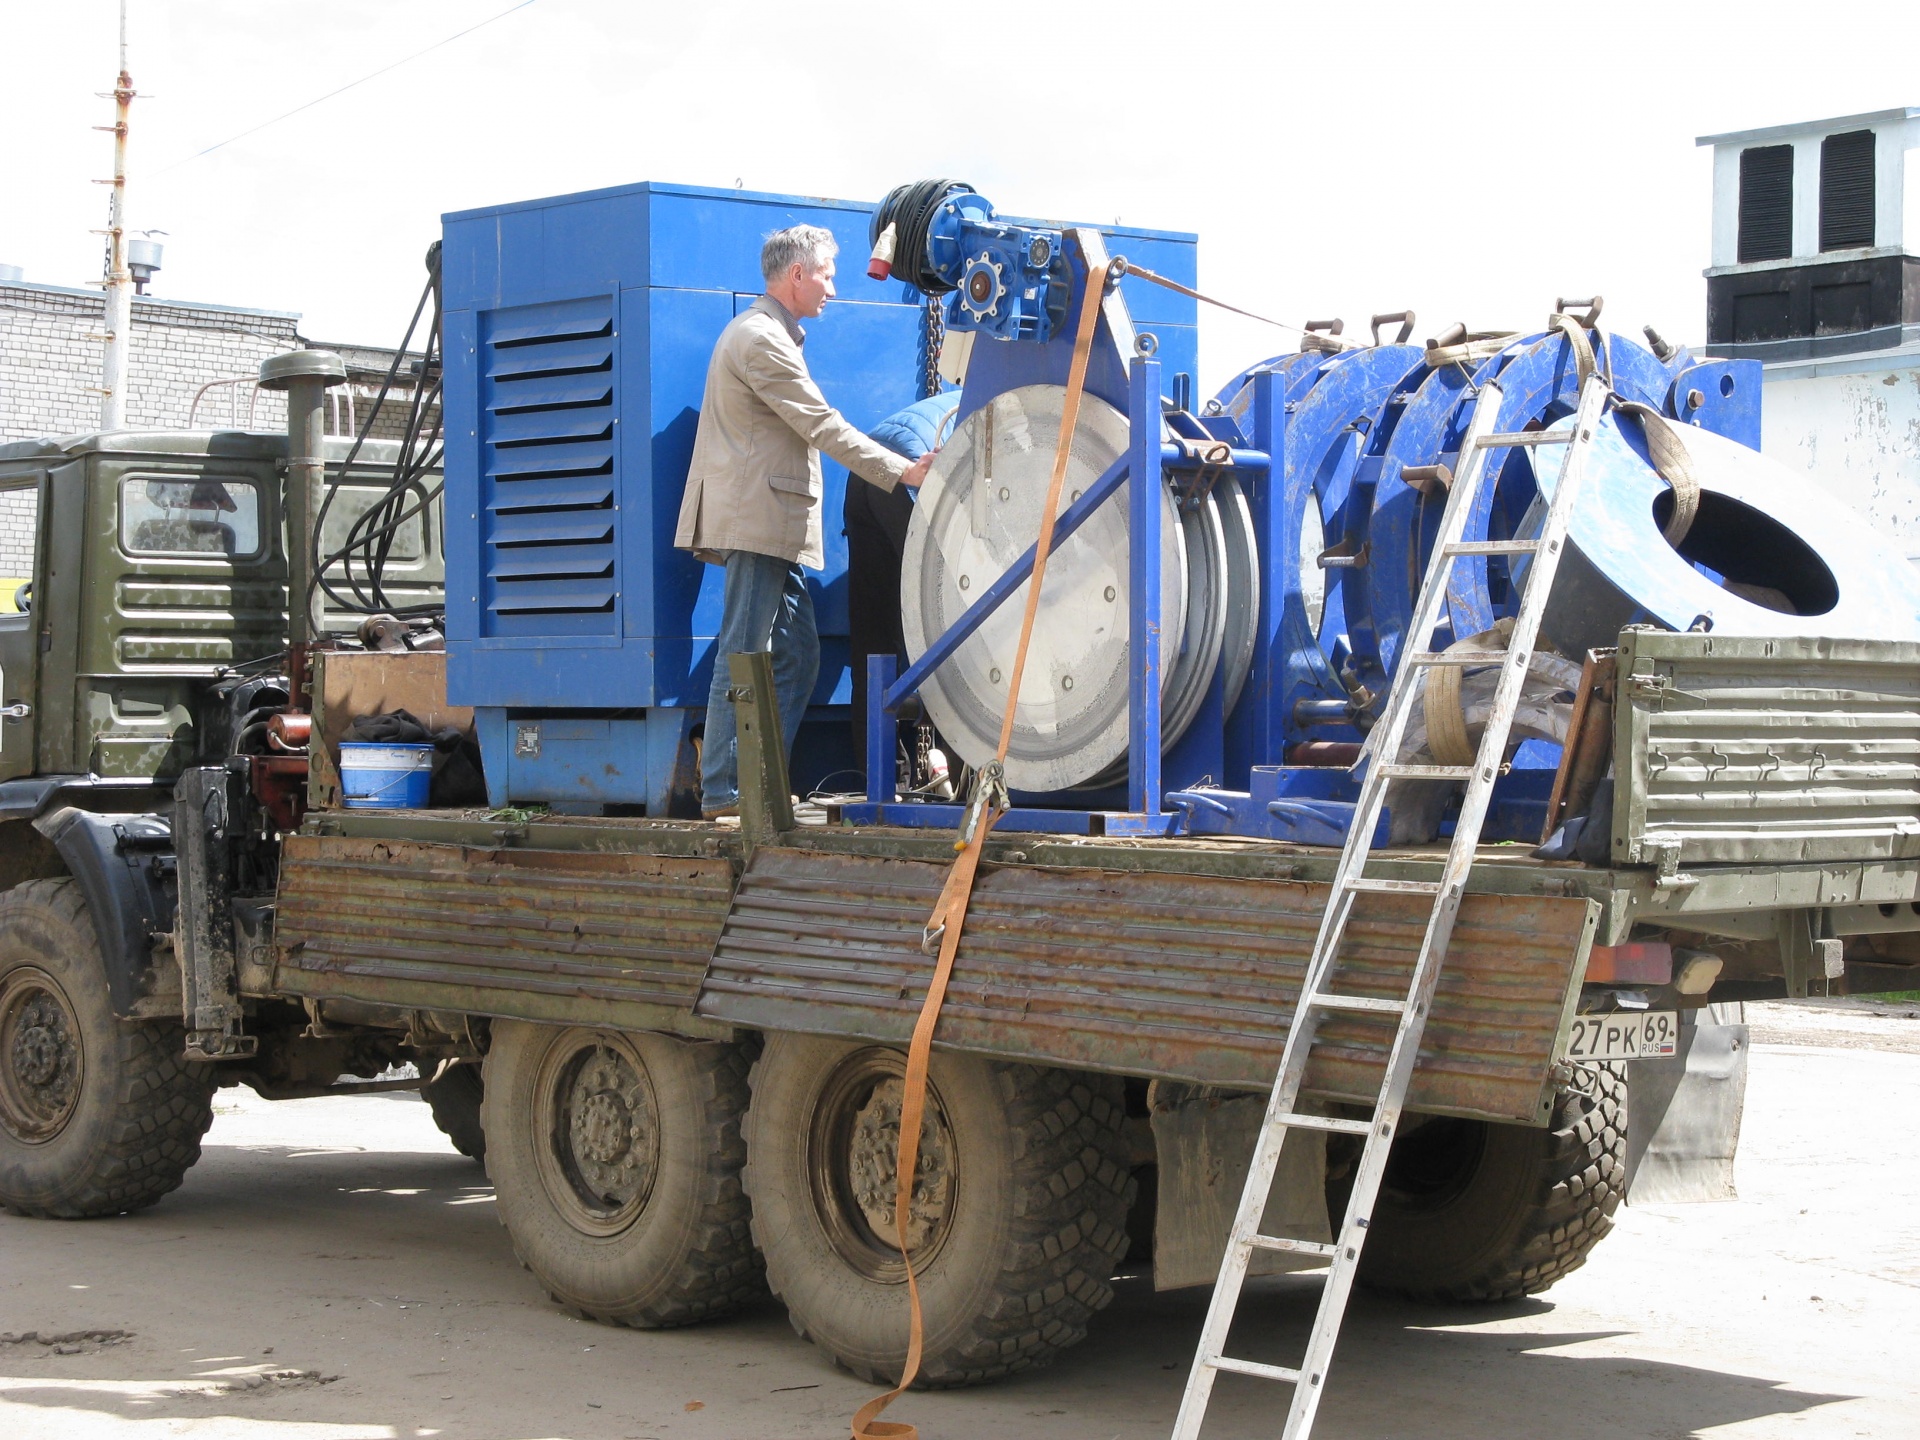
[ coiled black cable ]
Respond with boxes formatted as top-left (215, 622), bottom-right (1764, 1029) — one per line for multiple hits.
top-left (870, 178), bottom-right (975, 295)
top-left (309, 241), bottom-right (446, 620)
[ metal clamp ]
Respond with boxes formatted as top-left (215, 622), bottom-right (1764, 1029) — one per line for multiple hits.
top-left (1554, 295), bottom-right (1604, 328)
top-left (1646, 839), bottom-right (1698, 890)
top-left (1300, 319), bottom-right (1345, 355)
top-left (1399, 463), bottom-right (1451, 496)
top-left (1316, 539), bottom-right (1370, 570)
top-left (1370, 311), bottom-right (1415, 346)
top-left (954, 758), bottom-right (1010, 853)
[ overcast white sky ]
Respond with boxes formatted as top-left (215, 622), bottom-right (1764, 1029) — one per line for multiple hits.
top-left (4, 0), bottom-right (1916, 391)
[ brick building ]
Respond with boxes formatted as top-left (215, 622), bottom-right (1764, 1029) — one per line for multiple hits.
top-left (0, 276), bottom-right (436, 576)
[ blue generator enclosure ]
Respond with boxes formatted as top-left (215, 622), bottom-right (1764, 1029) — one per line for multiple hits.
top-left (440, 182), bottom-right (1198, 813)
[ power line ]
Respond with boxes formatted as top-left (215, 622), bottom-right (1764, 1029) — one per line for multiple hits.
top-left (153, 0), bottom-right (539, 175)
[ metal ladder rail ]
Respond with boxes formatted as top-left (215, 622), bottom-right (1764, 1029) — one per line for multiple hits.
top-left (1165, 375), bottom-right (1516, 1438)
top-left (1170, 373), bottom-right (1612, 1440)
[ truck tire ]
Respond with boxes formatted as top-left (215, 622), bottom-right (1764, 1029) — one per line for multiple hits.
top-left (422, 1063), bottom-right (486, 1162)
top-left (0, 878), bottom-right (215, 1218)
top-left (481, 1021), bottom-right (764, 1327)
top-left (1353, 1063), bottom-right (1627, 1302)
top-left (743, 1034), bottom-right (1135, 1388)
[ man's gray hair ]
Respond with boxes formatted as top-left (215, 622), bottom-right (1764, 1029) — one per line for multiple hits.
top-left (761, 225), bottom-right (839, 283)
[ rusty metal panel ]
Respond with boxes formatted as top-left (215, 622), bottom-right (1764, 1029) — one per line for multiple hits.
top-left (274, 834), bottom-right (733, 1035)
top-left (696, 849), bottom-right (1597, 1125)
top-left (1614, 631), bottom-right (1920, 868)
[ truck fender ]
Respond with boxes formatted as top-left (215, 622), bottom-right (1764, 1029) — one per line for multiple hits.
top-left (30, 806), bottom-right (177, 1016)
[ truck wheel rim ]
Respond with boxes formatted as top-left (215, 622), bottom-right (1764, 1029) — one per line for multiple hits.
top-left (532, 1030), bottom-right (661, 1237)
top-left (1378, 1115), bottom-right (1487, 1210)
top-left (0, 968), bottom-right (83, 1145)
top-left (805, 1047), bottom-right (959, 1283)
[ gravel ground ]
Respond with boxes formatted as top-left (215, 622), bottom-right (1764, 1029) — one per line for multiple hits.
top-left (1746, 995), bottom-right (1920, 1053)
top-left (2, 1007), bottom-right (1915, 1440)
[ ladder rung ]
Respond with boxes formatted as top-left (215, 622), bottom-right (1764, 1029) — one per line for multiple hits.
top-left (1477, 429), bottom-right (1570, 448)
top-left (1274, 1112), bottom-right (1373, 1135)
top-left (1208, 1355), bottom-right (1302, 1385)
top-left (1406, 648), bottom-right (1510, 667)
top-left (1307, 992), bottom-right (1409, 1015)
top-left (1246, 1234), bottom-right (1338, 1258)
top-left (1378, 762), bottom-right (1473, 780)
top-left (1443, 539), bottom-right (1541, 556)
top-left (1344, 876), bottom-right (1443, 895)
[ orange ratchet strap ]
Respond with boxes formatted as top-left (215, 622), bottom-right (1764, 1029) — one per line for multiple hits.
top-left (848, 248), bottom-right (1112, 1440)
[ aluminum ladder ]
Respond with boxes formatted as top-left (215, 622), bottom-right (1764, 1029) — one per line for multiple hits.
top-left (1169, 371), bottom-right (1612, 1440)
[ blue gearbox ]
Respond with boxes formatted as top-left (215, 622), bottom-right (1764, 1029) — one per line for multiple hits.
top-left (921, 192), bottom-right (1070, 343)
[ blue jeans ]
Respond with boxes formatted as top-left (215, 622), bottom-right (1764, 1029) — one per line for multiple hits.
top-left (700, 550), bottom-right (818, 812)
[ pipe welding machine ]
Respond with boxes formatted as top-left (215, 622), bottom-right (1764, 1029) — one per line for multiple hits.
top-left (441, 178), bottom-right (1920, 842)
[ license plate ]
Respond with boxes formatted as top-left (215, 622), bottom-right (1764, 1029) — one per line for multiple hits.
top-left (1563, 1010), bottom-right (1680, 1062)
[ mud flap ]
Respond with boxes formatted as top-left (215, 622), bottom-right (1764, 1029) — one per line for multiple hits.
top-left (1625, 1004), bottom-right (1748, 1204)
top-left (1148, 1081), bottom-right (1331, 1290)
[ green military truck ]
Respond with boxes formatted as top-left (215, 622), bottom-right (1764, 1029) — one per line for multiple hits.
top-left (1, 413), bottom-right (1917, 1391)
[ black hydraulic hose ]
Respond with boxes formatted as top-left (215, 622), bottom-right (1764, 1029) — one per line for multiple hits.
top-left (321, 323), bottom-right (439, 614)
top-left (332, 365), bottom-right (444, 614)
top-left (870, 178), bottom-right (975, 296)
top-left (311, 241), bottom-right (444, 619)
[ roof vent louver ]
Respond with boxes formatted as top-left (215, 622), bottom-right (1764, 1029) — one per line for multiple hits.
top-left (1819, 129), bottom-right (1876, 252)
top-left (1737, 144), bottom-right (1794, 264)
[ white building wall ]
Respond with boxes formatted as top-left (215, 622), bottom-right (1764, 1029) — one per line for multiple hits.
top-left (1908, 147), bottom-right (1920, 258)
top-left (0, 491), bottom-right (35, 579)
top-left (1790, 135), bottom-right (1822, 257)
top-left (0, 281), bottom-right (298, 443)
top-left (1763, 365), bottom-right (1920, 564)
top-left (1710, 145), bottom-right (1741, 269)
top-left (1875, 123), bottom-right (1910, 248)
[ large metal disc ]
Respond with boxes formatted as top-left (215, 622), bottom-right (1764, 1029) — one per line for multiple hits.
top-left (1216, 476), bottom-right (1259, 719)
top-left (900, 385), bottom-right (1187, 793)
top-left (1163, 492), bottom-right (1230, 746)
top-left (1077, 488), bottom-right (1228, 793)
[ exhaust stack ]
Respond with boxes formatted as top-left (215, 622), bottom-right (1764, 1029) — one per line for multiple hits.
top-left (257, 349), bottom-right (347, 712)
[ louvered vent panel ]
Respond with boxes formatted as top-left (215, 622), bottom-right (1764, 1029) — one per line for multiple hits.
top-left (478, 296), bottom-right (618, 637)
top-left (1738, 145), bottom-right (1793, 264)
top-left (1820, 130), bottom-right (1876, 252)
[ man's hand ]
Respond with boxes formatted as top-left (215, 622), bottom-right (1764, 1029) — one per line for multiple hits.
top-left (899, 452), bottom-right (936, 490)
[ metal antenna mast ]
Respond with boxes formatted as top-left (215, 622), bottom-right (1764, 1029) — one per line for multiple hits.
top-left (98, 0), bottom-right (135, 430)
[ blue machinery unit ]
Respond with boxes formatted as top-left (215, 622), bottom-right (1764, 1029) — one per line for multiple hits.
top-left (447, 179), bottom-right (1918, 841)
top-left (440, 182), bottom-right (1196, 814)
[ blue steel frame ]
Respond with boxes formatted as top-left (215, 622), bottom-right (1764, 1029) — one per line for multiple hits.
top-left (842, 356), bottom-right (1242, 838)
top-left (840, 321), bottom-right (1771, 844)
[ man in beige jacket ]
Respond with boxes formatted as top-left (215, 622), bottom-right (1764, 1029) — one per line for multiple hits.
top-left (676, 224), bottom-right (933, 816)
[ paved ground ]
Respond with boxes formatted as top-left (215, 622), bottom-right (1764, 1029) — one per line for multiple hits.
top-left (3, 1001), bottom-right (1917, 1439)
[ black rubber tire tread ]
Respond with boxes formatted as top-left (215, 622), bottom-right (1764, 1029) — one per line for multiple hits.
top-left (1358, 1062), bottom-right (1627, 1303)
top-left (422, 1063), bottom-right (486, 1162)
top-left (0, 878), bottom-right (215, 1219)
top-left (745, 1036), bottom-right (1136, 1389)
top-left (482, 1022), bottom-right (765, 1329)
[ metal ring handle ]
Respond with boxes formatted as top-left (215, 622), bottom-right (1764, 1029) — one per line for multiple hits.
top-left (1370, 311), bottom-right (1416, 346)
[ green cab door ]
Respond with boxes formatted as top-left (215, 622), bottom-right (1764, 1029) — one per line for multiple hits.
top-left (0, 474), bottom-right (43, 780)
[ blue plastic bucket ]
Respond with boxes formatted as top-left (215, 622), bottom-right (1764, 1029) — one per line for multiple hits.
top-left (339, 741), bottom-right (434, 809)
